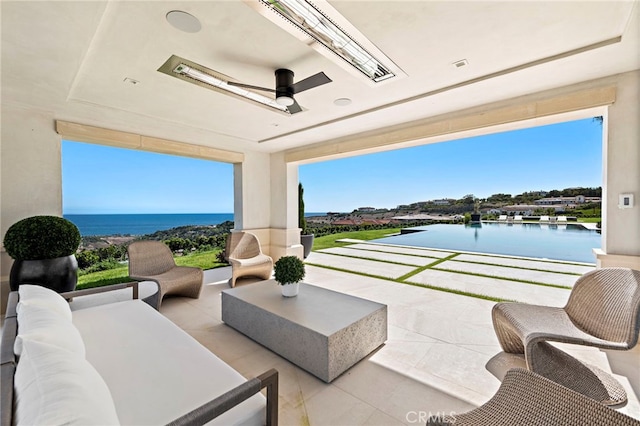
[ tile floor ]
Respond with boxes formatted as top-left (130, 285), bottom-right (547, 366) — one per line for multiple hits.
top-left (68, 243), bottom-right (640, 425)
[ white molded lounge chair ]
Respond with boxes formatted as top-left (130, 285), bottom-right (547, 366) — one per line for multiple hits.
top-left (514, 215), bottom-right (523, 222)
top-left (539, 215), bottom-right (550, 223)
top-left (498, 215), bottom-right (507, 222)
top-left (558, 215), bottom-right (568, 223)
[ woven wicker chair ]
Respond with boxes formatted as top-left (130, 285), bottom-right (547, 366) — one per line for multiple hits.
top-left (227, 231), bottom-right (273, 287)
top-left (127, 241), bottom-right (203, 310)
top-left (492, 267), bottom-right (640, 405)
top-left (427, 368), bottom-right (640, 426)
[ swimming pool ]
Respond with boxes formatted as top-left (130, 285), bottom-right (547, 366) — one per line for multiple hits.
top-left (371, 223), bottom-right (600, 263)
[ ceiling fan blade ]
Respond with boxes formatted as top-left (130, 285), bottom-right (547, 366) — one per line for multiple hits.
top-left (291, 72), bottom-right (332, 94)
top-left (287, 99), bottom-right (303, 114)
top-left (227, 81), bottom-right (276, 93)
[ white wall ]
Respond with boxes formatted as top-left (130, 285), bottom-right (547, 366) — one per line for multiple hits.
top-left (1, 106), bottom-right (63, 309)
top-left (599, 71), bottom-right (640, 268)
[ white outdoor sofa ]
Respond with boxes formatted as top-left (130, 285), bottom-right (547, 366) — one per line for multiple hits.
top-left (1, 283), bottom-right (278, 426)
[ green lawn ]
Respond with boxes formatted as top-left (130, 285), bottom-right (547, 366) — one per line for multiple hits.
top-left (312, 228), bottom-right (402, 251)
top-left (77, 248), bottom-right (226, 290)
top-left (577, 217), bottom-right (601, 223)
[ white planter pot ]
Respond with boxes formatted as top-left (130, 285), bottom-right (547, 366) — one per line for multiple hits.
top-left (281, 282), bottom-right (300, 297)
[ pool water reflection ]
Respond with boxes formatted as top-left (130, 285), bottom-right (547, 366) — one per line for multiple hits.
top-left (371, 223), bottom-right (600, 263)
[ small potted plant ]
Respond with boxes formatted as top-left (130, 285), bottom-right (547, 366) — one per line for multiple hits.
top-left (3, 215), bottom-right (81, 292)
top-left (274, 255), bottom-right (305, 297)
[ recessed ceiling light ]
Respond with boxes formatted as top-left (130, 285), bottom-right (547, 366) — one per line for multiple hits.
top-left (123, 77), bottom-right (139, 85)
top-left (166, 10), bottom-right (201, 33)
top-left (334, 98), bottom-right (352, 106)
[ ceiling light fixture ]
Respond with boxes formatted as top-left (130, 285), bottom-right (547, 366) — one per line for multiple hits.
top-left (158, 55), bottom-right (290, 114)
top-left (251, 0), bottom-right (403, 83)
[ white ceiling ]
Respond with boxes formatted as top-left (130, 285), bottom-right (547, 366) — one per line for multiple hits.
top-left (2, 1), bottom-right (639, 154)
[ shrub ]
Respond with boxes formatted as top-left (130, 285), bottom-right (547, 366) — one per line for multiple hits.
top-left (274, 256), bottom-right (305, 285)
top-left (3, 215), bottom-right (81, 260)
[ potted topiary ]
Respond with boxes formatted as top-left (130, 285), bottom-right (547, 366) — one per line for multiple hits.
top-left (274, 255), bottom-right (305, 297)
top-left (3, 215), bottom-right (81, 292)
top-left (299, 183), bottom-right (314, 259)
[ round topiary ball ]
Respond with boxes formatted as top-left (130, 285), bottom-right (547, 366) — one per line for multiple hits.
top-left (3, 215), bottom-right (81, 260)
top-left (274, 255), bottom-right (306, 285)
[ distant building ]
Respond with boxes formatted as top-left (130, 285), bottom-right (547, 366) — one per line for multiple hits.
top-left (534, 195), bottom-right (601, 206)
top-left (432, 199), bottom-right (452, 205)
top-left (357, 207), bottom-right (376, 212)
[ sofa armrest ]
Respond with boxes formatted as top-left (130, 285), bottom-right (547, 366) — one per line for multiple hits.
top-left (166, 368), bottom-right (279, 426)
top-left (60, 281), bottom-right (139, 300)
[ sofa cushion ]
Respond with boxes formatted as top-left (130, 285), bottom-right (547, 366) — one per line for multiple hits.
top-left (14, 339), bottom-right (120, 425)
top-left (72, 300), bottom-right (265, 425)
top-left (15, 303), bottom-right (86, 357)
top-left (18, 284), bottom-right (72, 320)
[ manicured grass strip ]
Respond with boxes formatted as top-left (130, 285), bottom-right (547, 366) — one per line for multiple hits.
top-left (434, 268), bottom-right (573, 290)
top-left (397, 253), bottom-right (459, 281)
top-left (312, 229), bottom-right (402, 251)
top-left (452, 259), bottom-right (584, 276)
top-left (314, 251), bottom-right (425, 267)
top-left (335, 246), bottom-right (447, 260)
top-left (442, 250), bottom-right (594, 267)
top-left (305, 261), bottom-right (512, 303)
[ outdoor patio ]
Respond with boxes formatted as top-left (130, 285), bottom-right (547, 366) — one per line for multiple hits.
top-left (69, 244), bottom-right (640, 425)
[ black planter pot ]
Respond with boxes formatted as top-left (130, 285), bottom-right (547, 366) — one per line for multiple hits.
top-left (470, 213), bottom-right (481, 223)
top-left (300, 234), bottom-right (314, 259)
top-left (9, 254), bottom-right (78, 293)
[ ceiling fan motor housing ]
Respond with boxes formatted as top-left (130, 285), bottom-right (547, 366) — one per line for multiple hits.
top-left (275, 68), bottom-right (295, 98)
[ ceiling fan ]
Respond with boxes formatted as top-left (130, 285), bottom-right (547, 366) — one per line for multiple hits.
top-left (227, 69), bottom-right (331, 114)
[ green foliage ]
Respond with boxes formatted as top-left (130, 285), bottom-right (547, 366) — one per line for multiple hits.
top-left (274, 255), bottom-right (306, 285)
top-left (3, 215), bottom-right (81, 260)
top-left (299, 183), bottom-right (307, 234)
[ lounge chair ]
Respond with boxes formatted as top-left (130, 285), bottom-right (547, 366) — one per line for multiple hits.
top-left (539, 215), bottom-right (550, 223)
top-left (227, 231), bottom-right (273, 287)
top-left (558, 215), bottom-right (568, 223)
top-left (497, 215), bottom-right (507, 222)
top-left (127, 240), bottom-right (203, 310)
top-left (514, 215), bottom-right (523, 222)
top-left (426, 368), bottom-right (640, 426)
top-left (491, 267), bottom-right (640, 405)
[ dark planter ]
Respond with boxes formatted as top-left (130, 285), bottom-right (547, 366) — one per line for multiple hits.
top-left (470, 213), bottom-right (481, 223)
top-left (300, 234), bottom-right (314, 259)
top-left (9, 254), bottom-right (78, 293)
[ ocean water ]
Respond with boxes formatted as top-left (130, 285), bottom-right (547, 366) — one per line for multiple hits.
top-left (372, 223), bottom-right (601, 263)
top-left (65, 213), bottom-right (326, 237)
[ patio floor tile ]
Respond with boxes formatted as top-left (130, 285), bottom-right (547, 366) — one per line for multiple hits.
top-left (318, 246), bottom-right (438, 266)
top-left (305, 251), bottom-right (416, 279)
top-left (452, 253), bottom-right (595, 274)
top-left (433, 260), bottom-right (579, 287)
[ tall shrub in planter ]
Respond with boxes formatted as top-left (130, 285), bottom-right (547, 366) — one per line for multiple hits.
top-left (3, 215), bottom-right (81, 292)
top-left (299, 183), bottom-right (314, 258)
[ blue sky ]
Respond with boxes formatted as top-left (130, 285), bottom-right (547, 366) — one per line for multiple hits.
top-left (63, 118), bottom-right (602, 214)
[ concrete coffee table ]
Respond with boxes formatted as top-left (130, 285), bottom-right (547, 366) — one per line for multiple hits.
top-left (221, 280), bottom-right (387, 382)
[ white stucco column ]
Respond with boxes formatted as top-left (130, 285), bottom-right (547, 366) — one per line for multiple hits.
top-left (595, 70), bottom-right (640, 270)
top-left (233, 151), bottom-right (302, 259)
top-left (269, 152), bottom-right (303, 260)
top-left (1, 106), bottom-right (63, 310)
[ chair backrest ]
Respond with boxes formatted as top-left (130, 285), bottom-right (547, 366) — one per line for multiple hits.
top-left (127, 241), bottom-right (176, 276)
top-left (228, 232), bottom-right (263, 260)
top-left (565, 268), bottom-right (640, 345)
